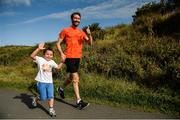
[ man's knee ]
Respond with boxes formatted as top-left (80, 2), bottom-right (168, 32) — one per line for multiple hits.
top-left (71, 73), bottom-right (79, 83)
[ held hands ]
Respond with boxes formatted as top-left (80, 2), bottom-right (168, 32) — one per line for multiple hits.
top-left (38, 43), bottom-right (45, 50)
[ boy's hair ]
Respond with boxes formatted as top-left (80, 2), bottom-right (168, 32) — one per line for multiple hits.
top-left (71, 12), bottom-right (81, 20)
top-left (43, 48), bottom-right (54, 55)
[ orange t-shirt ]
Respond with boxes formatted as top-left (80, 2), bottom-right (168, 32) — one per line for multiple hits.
top-left (59, 26), bottom-right (86, 58)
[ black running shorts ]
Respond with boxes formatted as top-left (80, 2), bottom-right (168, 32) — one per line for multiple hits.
top-left (65, 58), bottom-right (80, 73)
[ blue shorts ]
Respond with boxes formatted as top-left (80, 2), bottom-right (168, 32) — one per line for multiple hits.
top-left (37, 82), bottom-right (54, 101)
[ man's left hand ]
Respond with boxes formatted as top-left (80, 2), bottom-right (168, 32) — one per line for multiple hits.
top-left (86, 26), bottom-right (91, 35)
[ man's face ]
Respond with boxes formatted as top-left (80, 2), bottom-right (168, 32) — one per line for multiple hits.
top-left (72, 14), bottom-right (81, 27)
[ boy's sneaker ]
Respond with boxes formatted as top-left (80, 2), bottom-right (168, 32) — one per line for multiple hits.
top-left (57, 87), bottom-right (65, 99)
top-left (32, 97), bottom-right (37, 107)
top-left (77, 100), bottom-right (90, 110)
top-left (49, 108), bottom-right (56, 117)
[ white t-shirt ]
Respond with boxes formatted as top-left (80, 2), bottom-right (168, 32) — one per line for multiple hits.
top-left (34, 56), bottom-right (58, 83)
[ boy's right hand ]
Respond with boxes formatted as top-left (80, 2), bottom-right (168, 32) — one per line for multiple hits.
top-left (38, 43), bottom-right (45, 50)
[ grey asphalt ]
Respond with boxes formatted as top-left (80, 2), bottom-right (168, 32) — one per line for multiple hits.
top-left (0, 88), bottom-right (178, 119)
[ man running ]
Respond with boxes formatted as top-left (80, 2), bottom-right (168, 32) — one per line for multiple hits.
top-left (56, 12), bottom-right (93, 109)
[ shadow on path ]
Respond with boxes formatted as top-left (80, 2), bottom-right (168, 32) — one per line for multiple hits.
top-left (13, 93), bottom-right (49, 116)
top-left (13, 93), bottom-right (33, 109)
top-left (55, 97), bottom-right (77, 109)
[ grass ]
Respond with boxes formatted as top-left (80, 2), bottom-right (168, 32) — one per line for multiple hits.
top-left (0, 68), bottom-right (179, 116)
top-left (79, 72), bottom-right (179, 115)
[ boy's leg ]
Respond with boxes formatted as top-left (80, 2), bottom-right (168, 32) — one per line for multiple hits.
top-left (32, 82), bottom-right (39, 107)
top-left (47, 83), bottom-right (56, 116)
top-left (48, 99), bottom-right (54, 108)
top-left (48, 98), bottom-right (56, 117)
top-left (32, 96), bottom-right (39, 107)
top-left (48, 99), bottom-right (56, 116)
top-left (32, 82), bottom-right (46, 107)
top-left (47, 83), bottom-right (54, 107)
top-left (38, 82), bottom-right (47, 101)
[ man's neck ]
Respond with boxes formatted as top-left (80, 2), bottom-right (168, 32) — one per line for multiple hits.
top-left (71, 25), bottom-right (78, 29)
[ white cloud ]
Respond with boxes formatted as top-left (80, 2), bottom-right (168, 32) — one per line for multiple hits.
top-left (1, 0), bottom-right (32, 6)
top-left (9, 0), bottom-right (159, 25)
top-left (0, 11), bottom-right (18, 16)
top-left (79, 0), bottom-right (138, 19)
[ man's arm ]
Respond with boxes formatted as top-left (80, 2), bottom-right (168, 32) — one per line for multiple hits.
top-left (30, 43), bottom-right (45, 60)
top-left (86, 33), bottom-right (93, 45)
top-left (84, 26), bottom-right (93, 45)
top-left (56, 37), bottom-right (66, 62)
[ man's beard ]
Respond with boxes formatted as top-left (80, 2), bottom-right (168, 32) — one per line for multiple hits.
top-left (72, 21), bottom-right (80, 27)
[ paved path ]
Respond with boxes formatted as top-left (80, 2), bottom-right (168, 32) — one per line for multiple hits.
top-left (0, 88), bottom-right (177, 119)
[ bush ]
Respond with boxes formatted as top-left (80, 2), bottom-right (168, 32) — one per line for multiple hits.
top-left (81, 23), bottom-right (180, 91)
top-left (0, 46), bottom-right (33, 66)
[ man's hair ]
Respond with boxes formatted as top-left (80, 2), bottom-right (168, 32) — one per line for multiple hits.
top-left (43, 48), bottom-right (54, 55)
top-left (71, 12), bottom-right (81, 20)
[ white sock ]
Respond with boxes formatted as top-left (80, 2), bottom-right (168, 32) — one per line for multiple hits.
top-left (49, 107), bottom-right (54, 111)
top-left (77, 99), bottom-right (81, 103)
top-left (60, 87), bottom-right (63, 91)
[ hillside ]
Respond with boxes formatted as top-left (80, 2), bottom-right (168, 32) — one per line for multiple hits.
top-left (0, 2), bottom-right (179, 116)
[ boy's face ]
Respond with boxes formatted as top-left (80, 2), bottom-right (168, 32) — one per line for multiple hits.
top-left (44, 50), bottom-right (53, 61)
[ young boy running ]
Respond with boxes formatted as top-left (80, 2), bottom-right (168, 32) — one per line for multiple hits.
top-left (30, 43), bottom-right (63, 117)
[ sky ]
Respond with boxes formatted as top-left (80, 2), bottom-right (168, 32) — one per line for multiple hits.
top-left (0, 0), bottom-right (159, 46)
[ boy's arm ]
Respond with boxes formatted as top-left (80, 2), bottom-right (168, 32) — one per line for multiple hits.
top-left (56, 62), bottom-right (63, 70)
top-left (56, 37), bottom-right (66, 62)
top-left (30, 43), bottom-right (45, 60)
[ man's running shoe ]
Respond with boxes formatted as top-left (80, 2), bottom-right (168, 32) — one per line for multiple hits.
top-left (57, 87), bottom-right (65, 99)
top-left (77, 100), bottom-right (90, 110)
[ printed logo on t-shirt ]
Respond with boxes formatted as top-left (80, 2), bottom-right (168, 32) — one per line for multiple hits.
top-left (42, 64), bottom-right (51, 72)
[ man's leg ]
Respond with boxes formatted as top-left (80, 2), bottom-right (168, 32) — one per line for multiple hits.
top-left (60, 72), bottom-right (81, 101)
top-left (57, 75), bottom-right (72, 99)
top-left (71, 72), bottom-right (81, 101)
top-left (71, 72), bottom-right (90, 109)
top-left (62, 76), bottom-right (72, 88)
